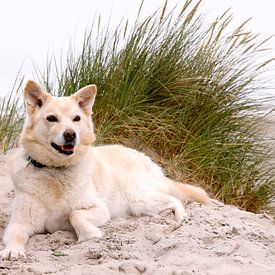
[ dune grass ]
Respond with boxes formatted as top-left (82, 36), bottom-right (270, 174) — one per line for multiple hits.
top-left (0, 0), bottom-right (274, 212)
top-left (0, 75), bottom-right (24, 152)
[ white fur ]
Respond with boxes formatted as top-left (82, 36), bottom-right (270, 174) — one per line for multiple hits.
top-left (0, 81), bottom-right (208, 260)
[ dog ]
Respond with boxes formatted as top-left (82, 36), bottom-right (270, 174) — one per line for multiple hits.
top-left (0, 80), bottom-right (209, 260)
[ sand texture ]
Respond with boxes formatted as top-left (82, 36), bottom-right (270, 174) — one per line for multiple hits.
top-left (0, 152), bottom-right (274, 275)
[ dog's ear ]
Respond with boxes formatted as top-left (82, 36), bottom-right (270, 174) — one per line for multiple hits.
top-left (24, 81), bottom-right (50, 112)
top-left (71, 85), bottom-right (97, 115)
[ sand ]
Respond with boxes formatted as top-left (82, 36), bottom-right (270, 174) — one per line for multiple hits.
top-left (0, 152), bottom-right (274, 275)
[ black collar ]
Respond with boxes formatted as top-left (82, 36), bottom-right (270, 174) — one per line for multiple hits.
top-left (27, 156), bottom-right (47, 168)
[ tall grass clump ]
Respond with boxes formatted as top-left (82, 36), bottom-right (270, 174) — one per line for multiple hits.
top-left (0, 0), bottom-right (274, 212)
top-left (0, 75), bottom-right (24, 152)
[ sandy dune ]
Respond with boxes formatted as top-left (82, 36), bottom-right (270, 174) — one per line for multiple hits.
top-left (0, 152), bottom-right (274, 275)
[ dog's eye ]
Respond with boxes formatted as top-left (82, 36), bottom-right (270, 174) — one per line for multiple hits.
top-left (46, 115), bottom-right (58, 122)
top-left (73, 115), bottom-right (81, 122)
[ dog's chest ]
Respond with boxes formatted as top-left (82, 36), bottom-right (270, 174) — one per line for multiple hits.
top-left (40, 167), bottom-right (95, 202)
top-left (14, 165), bottom-right (97, 231)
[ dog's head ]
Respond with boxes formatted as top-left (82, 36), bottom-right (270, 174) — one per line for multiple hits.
top-left (21, 80), bottom-right (97, 167)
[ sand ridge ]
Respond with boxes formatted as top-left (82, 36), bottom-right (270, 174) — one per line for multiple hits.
top-left (0, 152), bottom-right (274, 275)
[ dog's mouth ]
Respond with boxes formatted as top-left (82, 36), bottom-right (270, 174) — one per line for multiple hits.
top-left (51, 142), bottom-right (75, 155)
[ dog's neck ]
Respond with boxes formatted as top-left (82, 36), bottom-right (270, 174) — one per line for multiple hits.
top-left (27, 156), bottom-right (47, 168)
top-left (26, 155), bottom-right (75, 170)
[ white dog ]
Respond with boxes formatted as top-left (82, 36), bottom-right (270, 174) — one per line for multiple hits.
top-left (0, 80), bottom-right (208, 259)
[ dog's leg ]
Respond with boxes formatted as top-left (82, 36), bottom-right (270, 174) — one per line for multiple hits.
top-left (0, 194), bottom-right (45, 260)
top-left (130, 193), bottom-right (187, 223)
top-left (0, 222), bottom-right (33, 260)
top-left (70, 200), bottom-right (110, 242)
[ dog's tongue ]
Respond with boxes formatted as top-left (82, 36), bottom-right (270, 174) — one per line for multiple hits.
top-left (62, 144), bottom-right (74, 153)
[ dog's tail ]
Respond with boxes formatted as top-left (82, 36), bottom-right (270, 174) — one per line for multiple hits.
top-left (167, 178), bottom-right (209, 204)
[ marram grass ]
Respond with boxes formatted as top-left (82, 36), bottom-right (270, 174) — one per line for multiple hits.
top-left (0, 0), bottom-right (274, 213)
top-left (0, 75), bottom-right (24, 152)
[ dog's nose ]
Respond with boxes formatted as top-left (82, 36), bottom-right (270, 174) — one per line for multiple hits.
top-left (63, 129), bottom-right (76, 144)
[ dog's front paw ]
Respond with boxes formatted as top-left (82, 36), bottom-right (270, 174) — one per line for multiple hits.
top-left (77, 227), bottom-right (103, 243)
top-left (0, 247), bottom-right (27, 260)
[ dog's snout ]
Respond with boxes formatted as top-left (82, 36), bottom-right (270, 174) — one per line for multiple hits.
top-left (63, 129), bottom-right (76, 144)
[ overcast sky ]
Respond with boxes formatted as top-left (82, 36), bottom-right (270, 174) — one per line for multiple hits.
top-left (0, 0), bottom-right (275, 101)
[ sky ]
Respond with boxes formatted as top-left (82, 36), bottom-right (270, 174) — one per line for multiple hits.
top-left (0, 0), bottom-right (275, 103)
